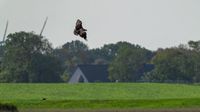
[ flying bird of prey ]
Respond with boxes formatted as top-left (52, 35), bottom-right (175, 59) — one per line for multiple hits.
top-left (74, 19), bottom-right (87, 40)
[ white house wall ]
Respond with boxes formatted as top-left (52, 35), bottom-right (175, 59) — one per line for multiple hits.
top-left (68, 68), bottom-right (88, 83)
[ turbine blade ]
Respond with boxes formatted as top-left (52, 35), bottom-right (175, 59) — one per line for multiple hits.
top-left (40, 17), bottom-right (48, 36)
top-left (3, 20), bottom-right (8, 42)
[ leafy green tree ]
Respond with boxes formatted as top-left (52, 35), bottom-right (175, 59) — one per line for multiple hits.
top-left (89, 43), bottom-right (119, 62)
top-left (54, 40), bottom-right (90, 77)
top-left (109, 43), bottom-right (152, 82)
top-left (89, 41), bottom-right (145, 64)
top-left (0, 46), bottom-right (4, 57)
top-left (0, 31), bottom-right (61, 82)
top-left (30, 53), bottom-right (62, 82)
top-left (147, 47), bottom-right (200, 82)
top-left (188, 40), bottom-right (200, 51)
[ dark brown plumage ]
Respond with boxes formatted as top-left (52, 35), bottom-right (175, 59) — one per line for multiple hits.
top-left (74, 19), bottom-right (87, 40)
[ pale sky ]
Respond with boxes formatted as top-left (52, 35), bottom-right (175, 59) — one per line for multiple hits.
top-left (0, 0), bottom-right (200, 50)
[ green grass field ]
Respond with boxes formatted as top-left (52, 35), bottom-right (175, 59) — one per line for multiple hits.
top-left (1, 83), bottom-right (200, 110)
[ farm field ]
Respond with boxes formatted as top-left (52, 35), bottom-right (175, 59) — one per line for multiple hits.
top-left (1, 83), bottom-right (200, 111)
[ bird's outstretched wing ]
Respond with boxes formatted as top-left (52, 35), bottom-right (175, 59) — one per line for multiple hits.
top-left (79, 29), bottom-right (87, 40)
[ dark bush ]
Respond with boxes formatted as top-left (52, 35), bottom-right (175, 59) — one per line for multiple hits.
top-left (0, 103), bottom-right (18, 112)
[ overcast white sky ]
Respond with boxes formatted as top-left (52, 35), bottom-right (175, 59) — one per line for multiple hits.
top-left (0, 0), bottom-right (200, 50)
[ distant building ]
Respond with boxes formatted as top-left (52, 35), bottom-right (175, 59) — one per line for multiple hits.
top-left (68, 65), bottom-right (109, 83)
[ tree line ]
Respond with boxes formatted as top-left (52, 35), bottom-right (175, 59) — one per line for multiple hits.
top-left (0, 31), bottom-right (200, 83)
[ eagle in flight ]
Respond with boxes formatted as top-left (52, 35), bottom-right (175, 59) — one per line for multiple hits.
top-left (74, 19), bottom-right (87, 41)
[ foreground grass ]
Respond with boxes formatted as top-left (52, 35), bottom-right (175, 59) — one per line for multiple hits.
top-left (1, 83), bottom-right (200, 109)
top-left (7, 99), bottom-right (200, 109)
top-left (20, 109), bottom-right (200, 112)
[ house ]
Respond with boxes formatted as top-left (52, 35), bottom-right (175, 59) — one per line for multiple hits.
top-left (68, 65), bottom-right (109, 83)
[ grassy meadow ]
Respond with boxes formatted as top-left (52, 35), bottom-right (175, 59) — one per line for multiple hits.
top-left (1, 83), bottom-right (200, 110)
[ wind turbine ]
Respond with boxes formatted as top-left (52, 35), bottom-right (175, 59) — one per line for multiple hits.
top-left (0, 21), bottom-right (8, 46)
top-left (40, 17), bottom-right (48, 36)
